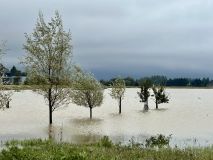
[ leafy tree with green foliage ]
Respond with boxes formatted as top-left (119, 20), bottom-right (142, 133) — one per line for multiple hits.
top-left (110, 77), bottom-right (126, 114)
top-left (0, 42), bottom-right (12, 109)
top-left (70, 67), bottom-right (104, 119)
top-left (9, 66), bottom-right (22, 85)
top-left (23, 11), bottom-right (72, 124)
top-left (138, 79), bottom-right (152, 111)
top-left (152, 85), bottom-right (169, 109)
top-left (10, 66), bottom-right (21, 76)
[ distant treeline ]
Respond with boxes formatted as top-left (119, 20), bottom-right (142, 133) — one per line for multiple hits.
top-left (100, 76), bottom-right (213, 87)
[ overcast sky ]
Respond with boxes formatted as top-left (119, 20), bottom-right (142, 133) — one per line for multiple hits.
top-left (0, 0), bottom-right (213, 79)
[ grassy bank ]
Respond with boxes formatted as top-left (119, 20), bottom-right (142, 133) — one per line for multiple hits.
top-left (1, 138), bottom-right (213, 160)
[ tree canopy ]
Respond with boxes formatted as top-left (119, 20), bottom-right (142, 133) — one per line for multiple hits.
top-left (70, 67), bottom-right (104, 119)
top-left (0, 42), bottom-right (12, 110)
top-left (23, 11), bottom-right (72, 124)
top-left (110, 77), bottom-right (126, 114)
top-left (138, 79), bottom-right (153, 111)
top-left (152, 85), bottom-right (169, 109)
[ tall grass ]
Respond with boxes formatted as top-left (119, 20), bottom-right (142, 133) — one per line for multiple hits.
top-left (1, 137), bottom-right (213, 160)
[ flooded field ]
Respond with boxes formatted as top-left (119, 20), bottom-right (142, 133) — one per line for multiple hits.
top-left (0, 88), bottom-right (213, 147)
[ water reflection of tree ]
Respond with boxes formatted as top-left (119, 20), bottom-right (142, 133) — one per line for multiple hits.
top-left (48, 124), bottom-right (63, 141)
top-left (48, 122), bottom-right (103, 144)
top-left (48, 125), bottom-right (55, 140)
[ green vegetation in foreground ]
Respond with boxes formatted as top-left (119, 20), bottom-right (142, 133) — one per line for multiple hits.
top-left (1, 138), bottom-right (213, 160)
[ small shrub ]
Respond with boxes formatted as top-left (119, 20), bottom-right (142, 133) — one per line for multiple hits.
top-left (97, 136), bottom-right (113, 148)
top-left (128, 137), bottom-right (142, 148)
top-left (145, 134), bottom-right (171, 148)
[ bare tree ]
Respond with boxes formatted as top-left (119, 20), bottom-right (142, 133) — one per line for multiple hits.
top-left (23, 11), bottom-right (72, 124)
top-left (138, 79), bottom-right (152, 111)
top-left (70, 67), bottom-right (103, 119)
top-left (152, 85), bottom-right (169, 109)
top-left (110, 77), bottom-right (125, 114)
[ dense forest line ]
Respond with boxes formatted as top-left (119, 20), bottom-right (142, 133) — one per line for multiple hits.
top-left (2, 65), bottom-right (212, 88)
top-left (100, 76), bottom-right (213, 87)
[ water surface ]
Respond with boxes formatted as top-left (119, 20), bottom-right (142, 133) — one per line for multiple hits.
top-left (0, 88), bottom-right (213, 147)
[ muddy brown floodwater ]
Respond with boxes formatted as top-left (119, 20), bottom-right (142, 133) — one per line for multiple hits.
top-left (0, 88), bottom-right (213, 147)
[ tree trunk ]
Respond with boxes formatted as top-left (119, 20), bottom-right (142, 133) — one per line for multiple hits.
top-left (6, 101), bottom-right (9, 108)
top-left (90, 107), bottom-right (92, 119)
top-left (156, 101), bottom-right (158, 109)
top-left (49, 105), bottom-right (52, 124)
top-left (144, 100), bottom-right (149, 111)
top-left (48, 88), bottom-right (53, 124)
top-left (119, 97), bottom-right (121, 114)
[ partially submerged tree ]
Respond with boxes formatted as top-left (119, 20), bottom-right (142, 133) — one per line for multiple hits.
top-left (137, 79), bottom-right (152, 111)
top-left (0, 87), bottom-right (12, 109)
top-left (110, 77), bottom-right (125, 114)
top-left (152, 85), bottom-right (169, 109)
top-left (23, 11), bottom-right (72, 124)
top-left (70, 67), bottom-right (104, 119)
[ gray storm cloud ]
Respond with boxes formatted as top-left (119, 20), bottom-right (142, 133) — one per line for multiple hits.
top-left (0, 0), bottom-right (213, 79)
